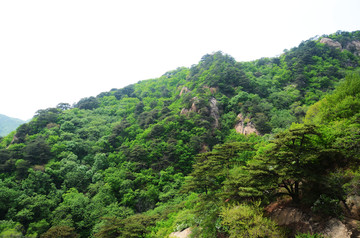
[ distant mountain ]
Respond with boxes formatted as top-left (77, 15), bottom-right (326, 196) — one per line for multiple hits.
top-left (0, 114), bottom-right (24, 136)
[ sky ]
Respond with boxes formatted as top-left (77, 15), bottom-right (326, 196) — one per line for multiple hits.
top-left (0, 0), bottom-right (359, 120)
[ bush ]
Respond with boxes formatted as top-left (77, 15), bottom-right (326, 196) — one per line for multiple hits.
top-left (311, 194), bottom-right (342, 217)
top-left (220, 202), bottom-right (284, 238)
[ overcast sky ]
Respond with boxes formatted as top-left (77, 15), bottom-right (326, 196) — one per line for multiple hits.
top-left (0, 0), bottom-right (359, 120)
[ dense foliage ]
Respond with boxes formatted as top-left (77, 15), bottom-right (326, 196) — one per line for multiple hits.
top-left (0, 30), bottom-right (360, 237)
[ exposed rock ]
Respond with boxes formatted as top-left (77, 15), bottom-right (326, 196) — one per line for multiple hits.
top-left (320, 38), bottom-right (342, 50)
top-left (320, 38), bottom-right (360, 57)
top-left (200, 144), bottom-right (209, 153)
top-left (209, 97), bottom-right (220, 128)
top-left (345, 40), bottom-right (360, 56)
top-left (269, 204), bottom-right (353, 238)
top-left (7, 135), bottom-right (18, 148)
top-left (169, 228), bottom-right (192, 238)
top-left (180, 97), bottom-right (219, 129)
top-left (180, 108), bottom-right (190, 115)
top-left (234, 113), bottom-right (258, 135)
top-left (190, 97), bottom-right (198, 112)
top-left (322, 218), bottom-right (352, 238)
top-left (180, 97), bottom-right (198, 115)
top-left (203, 86), bottom-right (217, 94)
top-left (270, 207), bottom-right (313, 234)
top-left (345, 195), bottom-right (360, 220)
top-left (32, 165), bottom-right (45, 172)
top-left (344, 217), bottom-right (360, 238)
top-left (179, 86), bottom-right (190, 96)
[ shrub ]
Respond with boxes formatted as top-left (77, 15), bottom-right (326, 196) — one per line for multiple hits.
top-left (220, 202), bottom-right (284, 238)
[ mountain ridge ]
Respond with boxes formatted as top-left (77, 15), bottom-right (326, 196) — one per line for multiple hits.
top-left (0, 114), bottom-right (24, 137)
top-left (0, 30), bottom-right (359, 237)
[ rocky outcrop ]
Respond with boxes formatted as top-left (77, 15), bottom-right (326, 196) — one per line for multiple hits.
top-left (179, 86), bottom-right (190, 96)
top-left (270, 205), bottom-right (353, 238)
top-left (345, 40), bottom-right (360, 56)
top-left (270, 207), bottom-right (313, 234)
top-left (344, 217), bottom-right (360, 238)
top-left (322, 218), bottom-right (352, 238)
top-left (209, 97), bottom-right (219, 128)
top-left (203, 86), bottom-right (217, 94)
top-left (344, 195), bottom-right (360, 220)
top-left (234, 114), bottom-right (258, 135)
top-left (180, 108), bottom-right (189, 115)
top-left (7, 135), bottom-right (18, 148)
top-left (190, 98), bottom-right (198, 112)
top-left (180, 97), bottom-right (199, 115)
top-left (320, 38), bottom-right (342, 50)
top-left (180, 97), bottom-right (220, 129)
top-left (320, 38), bottom-right (360, 56)
top-left (169, 228), bottom-right (191, 238)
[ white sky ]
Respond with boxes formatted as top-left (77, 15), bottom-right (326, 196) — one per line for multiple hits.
top-left (0, 0), bottom-right (359, 120)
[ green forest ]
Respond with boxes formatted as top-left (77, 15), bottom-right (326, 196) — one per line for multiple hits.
top-left (1, 30), bottom-right (360, 237)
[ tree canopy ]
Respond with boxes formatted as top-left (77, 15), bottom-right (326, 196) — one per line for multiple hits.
top-left (0, 31), bottom-right (360, 237)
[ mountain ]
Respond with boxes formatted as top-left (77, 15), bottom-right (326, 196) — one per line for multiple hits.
top-left (0, 30), bottom-right (360, 237)
top-left (0, 114), bottom-right (24, 137)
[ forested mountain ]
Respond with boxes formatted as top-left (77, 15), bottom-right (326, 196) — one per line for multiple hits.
top-left (0, 30), bottom-right (360, 237)
top-left (0, 114), bottom-right (24, 137)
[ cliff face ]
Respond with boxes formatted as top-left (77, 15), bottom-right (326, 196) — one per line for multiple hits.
top-left (209, 97), bottom-right (219, 128)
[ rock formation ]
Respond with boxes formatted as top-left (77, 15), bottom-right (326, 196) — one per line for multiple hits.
top-left (234, 113), bottom-right (258, 135)
top-left (345, 40), bottom-right (360, 56)
top-left (320, 38), bottom-right (342, 50)
top-left (344, 195), bottom-right (360, 220)
top-left (270, 206), bottom-right (353, 238)
top-left (169, 228), bottom-right (192, 238)
top-left (320, 37), bottom-right (360, 56)
top-left (209, 97), bottom-right (219, 128)
top-left (180, 97), bottom-right (198, 115)
top-left (179, 86), bottom-right (190, 96)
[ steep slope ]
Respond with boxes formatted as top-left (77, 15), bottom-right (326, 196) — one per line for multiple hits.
top-left (0, 114), bottom-right (24, 137)
top-left (0, 30), bottom-right (359, 237)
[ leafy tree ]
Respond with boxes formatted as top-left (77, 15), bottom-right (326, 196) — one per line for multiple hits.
top-left (0, 31), bottom-right (359, 237)
top-left (0, 181), bottom-right (22, 219)
top-left (94, 214), bottom-right (158, 238)
top-left (236, 124), bottom-right (344, 203)
top-left (27, 219), bottom-right (50, 237)
top-left (15, 159), bottom-right (30, 179)
top-left (41, 226), bottom-right (79, 238)
top-left (113, 84), bottom-right (135, 100)
top-left (23, 137), bottom-right (52, 164)
top-left (74, 97), bottom-right (99, 110)
top-left (305, 72), bottom-right (360, 124)
top-left (184, 142), bottom-right (254, 195)
top-left (57, 103), bottom-right (72, 111)
top-left (21, 169), bottom-right (55, 195)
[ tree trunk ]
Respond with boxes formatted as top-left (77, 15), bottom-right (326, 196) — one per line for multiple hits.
top-left (292, 181), bottom-right (300, 203)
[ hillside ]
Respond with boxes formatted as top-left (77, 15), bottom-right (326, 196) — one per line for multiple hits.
top-left (0, 30), bottom-right (360, 237)
top-left (0, 114), bottom-right (24, 137)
